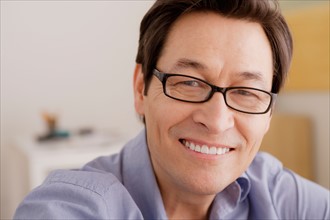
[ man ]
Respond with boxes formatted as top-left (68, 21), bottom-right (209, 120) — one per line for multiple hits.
top-left (14, 0), bottom-right (329, 219)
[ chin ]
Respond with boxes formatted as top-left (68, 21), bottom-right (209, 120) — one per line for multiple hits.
top-left (180, 173), bottom-right (234, 196)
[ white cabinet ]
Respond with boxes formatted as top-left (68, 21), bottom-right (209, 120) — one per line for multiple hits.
top-left (14, 134), bottom-right (126, 190)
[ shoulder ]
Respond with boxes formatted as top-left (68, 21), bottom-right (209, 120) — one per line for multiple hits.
top-left (246, 152), bottom-right (330, 219)
top-left (245, 151), bottom-right (285, 191)
top-left (82, 152), bottom-right (124, 181)
top-left (14, 131), bottom-right (149, 219)
top-left (82, 130), bottom-right (147, 180)
top-left (249, 151), bottom-right (282, 172)
top-left (14, 169), bottom-right (142, 219)
top-left (43, 169), bottom-right (122, 195)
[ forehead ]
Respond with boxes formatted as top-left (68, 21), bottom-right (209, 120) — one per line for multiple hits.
top-left (158, 12), bottom-right (273, 87)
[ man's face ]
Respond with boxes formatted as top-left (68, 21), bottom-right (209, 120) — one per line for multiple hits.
top-left (134, 12), bottom-right (273, 196)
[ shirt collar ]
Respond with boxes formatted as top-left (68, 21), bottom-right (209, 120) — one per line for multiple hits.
top-left (237, 172), bottom-right (251, 202)
top-left (121, 129), bottom-right (167, 220)
top-left (209, 174), bottom-right (250, 219)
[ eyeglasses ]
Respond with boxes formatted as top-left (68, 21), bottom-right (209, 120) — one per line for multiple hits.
top-left (153, 69), bottom-right (277, 114)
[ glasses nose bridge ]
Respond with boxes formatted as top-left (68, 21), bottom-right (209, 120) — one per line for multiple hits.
top-left (207, 84), bottom-right (227, 103)
top-left (212, 85), bottom-right (227, 96)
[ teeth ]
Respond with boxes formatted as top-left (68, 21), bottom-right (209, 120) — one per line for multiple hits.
top-left (209, 147), bottom-right (217, 155)
top-left (189, 142), bottom-right (195, 151)
top-left (201, 145), bottom-right (209, 154)
top-left (217, 148), bottom-right (224, 155)
top-left (182, 140), bottom-right (231, 155)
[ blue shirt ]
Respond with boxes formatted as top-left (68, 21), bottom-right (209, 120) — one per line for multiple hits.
top-left (14, 129), bottom-right (330, 219)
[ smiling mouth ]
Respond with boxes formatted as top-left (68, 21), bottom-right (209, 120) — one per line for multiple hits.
top-left (179, 139), bottom-right (234, 155)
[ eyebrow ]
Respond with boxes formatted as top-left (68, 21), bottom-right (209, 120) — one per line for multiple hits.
top-left (237, 71), bottom-right (266, 83)
top-left (171, 58), bottom-right (267, 83)
top-left (171, 58), bottom-right (207, 72)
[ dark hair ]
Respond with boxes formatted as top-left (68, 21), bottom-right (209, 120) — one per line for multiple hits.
top-left (136, 0), bottom-right (293, 94)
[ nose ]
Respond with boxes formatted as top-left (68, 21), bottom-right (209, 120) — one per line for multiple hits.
top-left (192, 92), bottom-right (235, 133)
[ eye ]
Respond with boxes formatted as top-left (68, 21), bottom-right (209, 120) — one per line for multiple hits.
top-left (230, 88), bottom-right (262, 100)
top-left (167, 75), bottom-right (209, 91)
top-left (235, 89), bottom-right (255, 96)
top-left (178, 80), bottom-right (201, 87)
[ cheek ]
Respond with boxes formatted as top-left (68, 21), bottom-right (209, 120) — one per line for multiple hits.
top-left (145, 96), bottom-right (190, 131)
top-left (144, 98), bottom-right (194, 163)
top-left (239, 115), bottom-right (271, 149)
top-left (234, 115), bottom-right (271, 171)
top-left (144, 100), bottom-right (171, 130)
top-left (144, 99), bottom-right (192, 170)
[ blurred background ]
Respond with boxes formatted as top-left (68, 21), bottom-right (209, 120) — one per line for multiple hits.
top-left (1, 0), bottom-right (329, 219)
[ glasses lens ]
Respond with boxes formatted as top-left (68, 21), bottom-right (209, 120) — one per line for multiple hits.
top-left (158, 71), bottom-right (273, 114)
top-left (165, 75), bottom-right (211, 102)
top-left (226, 88), bottom-right (271, 113)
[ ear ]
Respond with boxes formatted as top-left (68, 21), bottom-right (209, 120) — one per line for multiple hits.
top-left (133, 64), bottom-right (145, 116)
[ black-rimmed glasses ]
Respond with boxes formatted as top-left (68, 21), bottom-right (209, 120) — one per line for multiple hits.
top-left (153, 69), bottom-right (276, 114)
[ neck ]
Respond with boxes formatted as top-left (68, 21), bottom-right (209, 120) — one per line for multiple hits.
top-left (150, 155), bottom-right (218, 219)
top-left (162, 190), bottom-right (214, 220)
top-left (154, 172), bottom-right (216, 220)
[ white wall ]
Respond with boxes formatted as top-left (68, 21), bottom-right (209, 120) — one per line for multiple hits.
top-left (1, 1), bottom-right (329, 219)
top-left (1, 1), bottom-right (152, 218)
